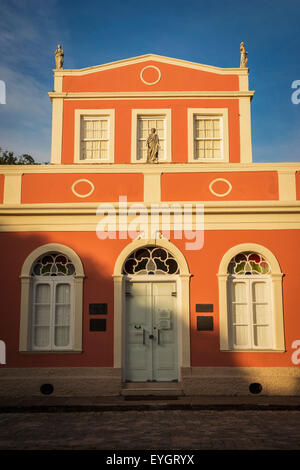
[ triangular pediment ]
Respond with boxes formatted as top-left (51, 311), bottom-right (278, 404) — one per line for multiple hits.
top-left (58, 54), bottom-right (243, 93)
top-left (61, 53), bottom-right (240, 75)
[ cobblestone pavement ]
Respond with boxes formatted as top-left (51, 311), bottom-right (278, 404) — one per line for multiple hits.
top-left (0, 410), bottom-right (300, 450)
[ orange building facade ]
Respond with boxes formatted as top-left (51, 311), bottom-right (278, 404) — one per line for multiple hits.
top-left (1, 54), bottom-right (300, 397)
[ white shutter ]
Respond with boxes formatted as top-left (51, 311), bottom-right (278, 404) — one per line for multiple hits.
top-left (251, 281), bottom-right (272, 348)
top-left (54, 283), bottom-right (71, 347)
top-left (230, 280), bottom-right (250, 348)
top-left (33, 283), bottom-right (51, 348)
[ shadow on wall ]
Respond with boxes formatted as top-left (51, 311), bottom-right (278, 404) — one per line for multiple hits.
top-left (0, 230), bottom-right (116, 371)
top-left (0, 231), bottom-right (299, 397)
top-left (188, 272), bottom-right (300, 396)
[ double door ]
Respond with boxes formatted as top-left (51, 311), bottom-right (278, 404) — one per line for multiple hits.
top-left (125, 281), bottom-right (178, 382)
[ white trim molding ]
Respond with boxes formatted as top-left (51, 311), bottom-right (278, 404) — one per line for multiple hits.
top-left (239, 97), bottom-right (253, 163)
top-left (49, 91), bottom-right (255, 101)
top-left (187, 108), bottom-right (229, 163)
top-left (19, 243), bottom-right (85, 353)
top-left (50, 98), bottom-right (63, 164)
top-left (217, 243), bottom-right (285, 352)
top-left (140, 65), bottom-right (162, 85)
top-left (278, 170), bottom-right (297, 201)
top-left (74, 109), bottom-right (115, 163)
top-left (71, 179), bottom-right (95, 198)
top-left (131, 109), bottom-right (172, 163)
top-left (3, 173), bottom-right (22, 204)
top-left (113, 238), bottom-right (191, 378)
top-left (209, 178), bottom-right (232, 197)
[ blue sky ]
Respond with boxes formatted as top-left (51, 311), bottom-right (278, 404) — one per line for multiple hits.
top-left (0, 0), bottom-right (300, 163)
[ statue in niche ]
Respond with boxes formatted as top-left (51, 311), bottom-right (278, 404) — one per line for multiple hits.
top-left (146, 128), bottom-right (159, 163)
top-left (240, 42), bottom-right (248, 68)
top-left (55, 44), bottom-right (64, 70)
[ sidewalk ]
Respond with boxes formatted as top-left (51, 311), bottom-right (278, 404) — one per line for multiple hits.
top-left (1, 394), bottom-right (300, 412)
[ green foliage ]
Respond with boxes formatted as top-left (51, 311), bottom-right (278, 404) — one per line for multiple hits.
top-left (0, 148), bottom-right (38, 165)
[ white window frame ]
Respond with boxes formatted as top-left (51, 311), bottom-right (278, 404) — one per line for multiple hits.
top-left (217, 243), bottom-right (285, 352)
top-left (30, 277), bottom-right (74, 351)
top-left (131, 109), bottom-right (172, 163)
top-left (19, 243), bottom-right (85, 353)
top-left (188, 108), bottom-right (229, 162)
top-left (74, 109), bottom-right (115, 163)
top-left (228, 275), bottom-right (273, 350)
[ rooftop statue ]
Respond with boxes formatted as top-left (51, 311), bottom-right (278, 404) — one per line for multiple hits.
top-left (55, 44), bottom-right (64, 70)
top-left (240, 42), bottom-right (248, 68)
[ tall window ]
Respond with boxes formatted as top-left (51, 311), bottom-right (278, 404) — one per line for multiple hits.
top-left (227, 252), bottom-right (273, 350)
top-left (194, 116), bottom-right (223, 160)
top-left (131, 109), bottom-right (171, 163)
top-left (137, 116), bottom-right (166, 161)
top-left (30, 253), bottom-right (76, 351)
top-left (187, 108), bottom-right (229, 162)
top-left (80, 116), bottom-right (109, 161)
top-left (74, 109), bottom-right (115, 163)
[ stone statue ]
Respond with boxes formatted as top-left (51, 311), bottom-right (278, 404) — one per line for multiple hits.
top-left (146, 128), bottom-right (159, 163)
top-left (55, 44), bottom-right (64, 70)
top-left (240, 42), bottom-right (248, 68)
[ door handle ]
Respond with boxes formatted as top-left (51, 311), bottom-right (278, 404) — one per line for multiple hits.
top-left (153, 327), bottom-right (161, 345)
top-left (142, 329), bottom-right (145, 345)
top-left (157, 329), bottom-right (161, 345)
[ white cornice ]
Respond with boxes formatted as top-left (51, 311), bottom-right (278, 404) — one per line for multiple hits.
top-left (48, 91), bottom-right (255, 101)
top-left (0, 162), bottom-right (299, 175)
top-left (1, 202), bottom-right (300, 233)
top-left (1, 201), bottom-right (300, 215)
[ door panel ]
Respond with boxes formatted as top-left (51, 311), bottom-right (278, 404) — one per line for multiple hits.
top-left (125, 281), bottom-right (178, 382)
top-left (125, 282), bottom-right (151, 381)
top-left (152, 282), bottom-right (177, 381)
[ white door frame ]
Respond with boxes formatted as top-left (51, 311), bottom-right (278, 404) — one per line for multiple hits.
top-left (124, 276), bottom-right (179, 382)
top-left (113, 238), bottom-right (191, 382)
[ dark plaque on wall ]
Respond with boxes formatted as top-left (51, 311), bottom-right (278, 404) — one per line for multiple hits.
top-left (196, 304), bottom-right (213, 313)
top-left (197, 316), bottom-right (214, 331)
top-left (89, 303), bottom-right (108, 315)
top-left (90, 319), bottom-right (106, 332)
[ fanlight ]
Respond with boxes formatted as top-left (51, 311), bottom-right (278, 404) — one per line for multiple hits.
top-left (123, 246), bottom-right (179, 276)
top-left (228, 252), bottom-right (271, 276)
top-left (31, 252), bottom-right (76, 276)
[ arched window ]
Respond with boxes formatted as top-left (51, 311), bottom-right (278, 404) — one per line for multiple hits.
top-left (30, 253), bottom-right (76, 351)
top-left (19, 244), bottom-right (85, 353)
top-left (227, 252), bottom-right (272, 350)
top-left (218, 244), bottom-right (285, 352)
top-left (122, 246), bottom-right (180, 276)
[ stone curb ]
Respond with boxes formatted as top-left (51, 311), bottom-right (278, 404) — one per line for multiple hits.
top-left (1, 403), bottom-right (300, 413)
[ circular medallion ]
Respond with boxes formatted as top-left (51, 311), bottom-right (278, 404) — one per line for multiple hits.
top-left (140, 65), bottom-right (161, 85)
top-left (71, 179), bottom-right (95, 198)
top-left (209, 178), bottom-right (232, 197)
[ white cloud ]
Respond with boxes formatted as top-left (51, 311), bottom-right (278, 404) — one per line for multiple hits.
top-left (0, 0), bottom-right (72, 162)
